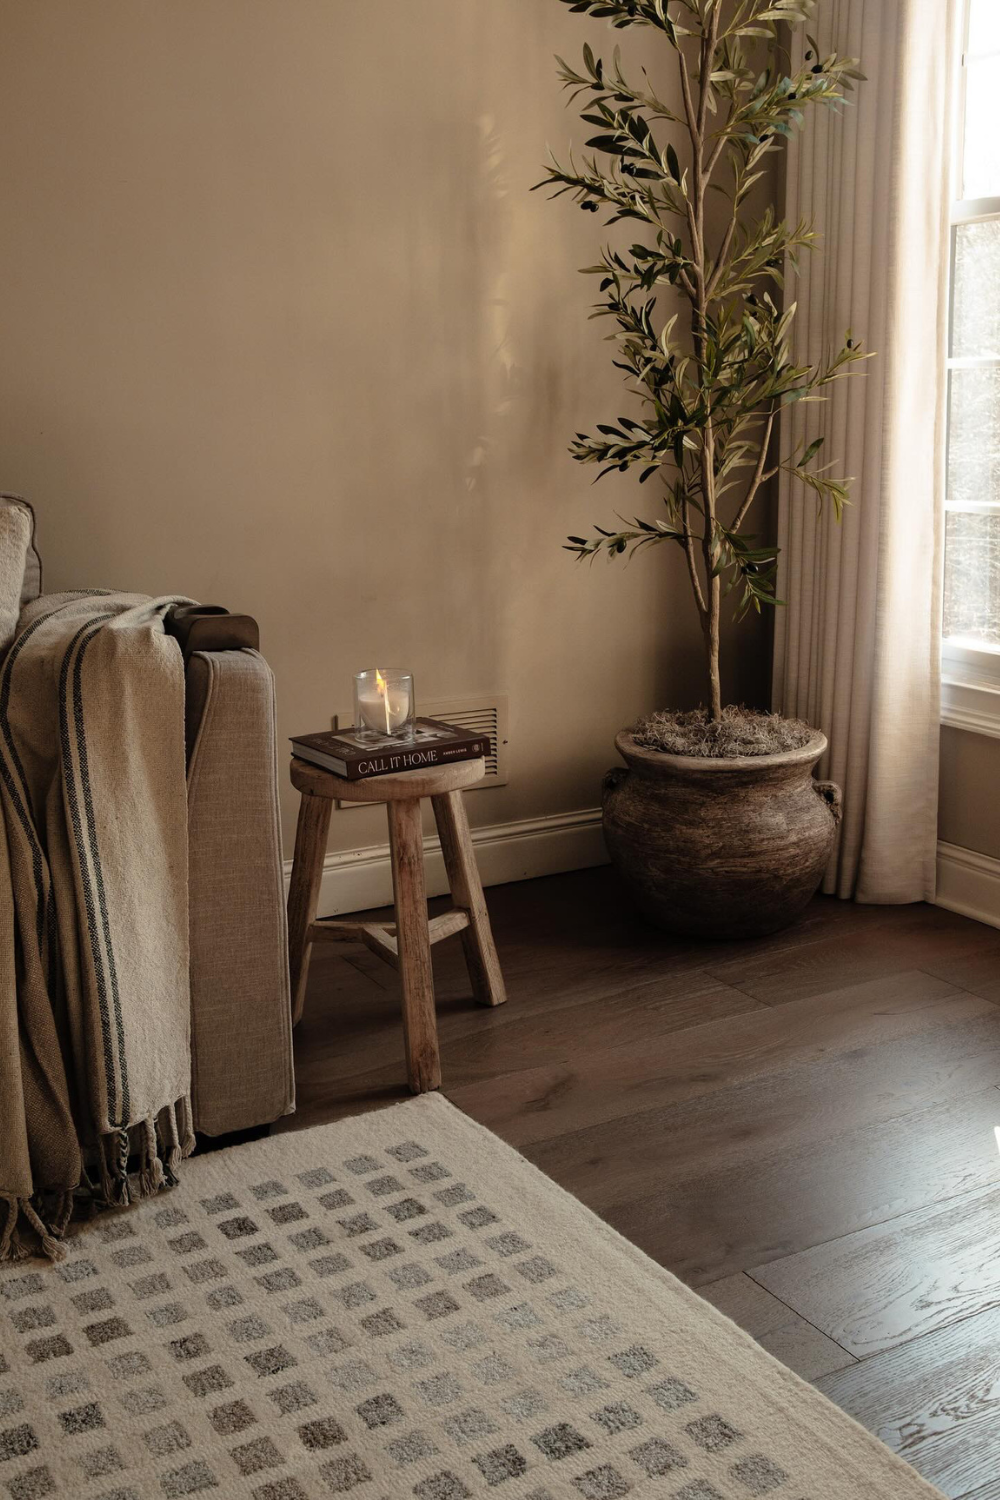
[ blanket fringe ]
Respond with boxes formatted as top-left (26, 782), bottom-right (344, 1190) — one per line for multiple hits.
top-left (139, 1118), bottom-right (165, 1197)
top-left (98, 1099), bottom-right (196, 1206)
top-left (159, 1102), bottom-right (182, 1186)
top-left (51, 1191), bottom-right (75, 1236)
top-left (178, 1097), bottom-right (196, 1157)
top-left (20, 1200), bottom-right (66, 1263)
top-left (1, 1095), bottom-right (196, 1263)
top-left (0, 1197), bottom-right (29, 1263)
top-left (0, 1195), bottom-right (63, 1264)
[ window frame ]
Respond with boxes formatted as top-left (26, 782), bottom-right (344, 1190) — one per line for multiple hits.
top-left (941, 0), bottom-right (1000, 732)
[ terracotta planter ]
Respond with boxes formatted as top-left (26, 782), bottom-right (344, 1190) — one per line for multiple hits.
top-left (602, 729), bottom-right (841, 939)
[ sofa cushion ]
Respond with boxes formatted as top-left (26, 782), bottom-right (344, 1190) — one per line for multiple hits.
top-left (0, 494), bottom-right (35, 649)
top-left (0, 492), bottom-right (41, 606)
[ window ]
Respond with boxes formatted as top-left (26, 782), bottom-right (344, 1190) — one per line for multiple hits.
top-left (942, 0), bottom-right (1000, 733)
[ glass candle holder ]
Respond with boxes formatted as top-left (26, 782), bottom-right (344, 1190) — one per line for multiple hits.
top-left (353, 668), bottom-right (415, 740)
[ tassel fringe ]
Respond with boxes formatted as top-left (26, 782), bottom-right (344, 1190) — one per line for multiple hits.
top-left (160, 1102), bottom-right (182, 1186)
top-left (139, 1118), bottom-right (165, 1197)
top-left (21, 1200), bottom-right (66, 1263)
top-left (0, 1197), bottom-right (29, 1263)
top-left (1, 1093), bottom-right (196, 1264)
top-left (0, 1194), bottom-right (60, 1264)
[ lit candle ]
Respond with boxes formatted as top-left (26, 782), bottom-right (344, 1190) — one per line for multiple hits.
top-left (354, 668), bottom-right (414, 738)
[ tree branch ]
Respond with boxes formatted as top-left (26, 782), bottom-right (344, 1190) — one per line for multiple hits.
top-left (678, 46), bottom-right (699, 142)
top-left (696, 8), bottom-right (720, 143)
top-left (706, 199), bottom-right (740, 301)
top-left (676, 265), bottom-right (699, 303)
top-left (681, 492), bottom-right (708, 617)
top-left (704, 128), bottom-right (729, 183)
top-left (731, 406), bottom-right (776, 531)
top-left (677, 50), bottom-right (704, 271)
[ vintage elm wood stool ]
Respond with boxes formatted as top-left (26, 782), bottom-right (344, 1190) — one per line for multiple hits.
top-left (286, 755), bottom-right (507, 1092)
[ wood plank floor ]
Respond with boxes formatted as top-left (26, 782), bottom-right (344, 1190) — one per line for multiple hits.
top-left (280, 866), bottom-right (1000, 1498)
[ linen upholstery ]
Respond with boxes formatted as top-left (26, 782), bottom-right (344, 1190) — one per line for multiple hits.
top-left (772, 0), bottom-right (959, 901)
top-left (0, 495), bottom-right (32, 649)
top-left (0, 492), bottom-right (42, 611)
top-left (186, 648), bottom-right (295, 1136)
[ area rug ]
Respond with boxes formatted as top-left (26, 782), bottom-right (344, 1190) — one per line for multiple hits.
top-left (0, 1095), bottom-right (942, 1500)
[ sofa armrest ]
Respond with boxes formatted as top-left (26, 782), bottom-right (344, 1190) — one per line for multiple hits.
top-left (166, 603), bottom-right (260, 661)
top-left (185, 647), bottom-right (295, 1135)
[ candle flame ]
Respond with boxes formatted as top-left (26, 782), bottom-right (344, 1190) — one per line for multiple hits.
top-left (374, 668), bottom-right (392, 732)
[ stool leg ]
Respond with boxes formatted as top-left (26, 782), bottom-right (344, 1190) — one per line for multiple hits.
top-left (287, 790), bottom-right (332, 1027)
top-left (432, 790), bottom-right (507, 1009)
top-left (387, 797), bottom-right (441, 1093)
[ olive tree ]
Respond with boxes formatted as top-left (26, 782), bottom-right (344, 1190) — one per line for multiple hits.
top-left (538, 0), bottom-right (866, 719)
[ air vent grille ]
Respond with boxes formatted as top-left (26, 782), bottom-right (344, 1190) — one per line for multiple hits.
top-left (423, 695), bottom-right (509, 787)
top-left (430, 705), bottom-right (499, 777)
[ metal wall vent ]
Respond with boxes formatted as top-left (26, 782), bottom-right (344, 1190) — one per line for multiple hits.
top-left (421, 694), bottom-right (509, 788)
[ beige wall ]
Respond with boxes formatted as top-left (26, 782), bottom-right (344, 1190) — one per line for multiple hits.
top-left (938, 726), bottom-right (1000, 859)
top-left (0, 1), bottom-right (768, 856)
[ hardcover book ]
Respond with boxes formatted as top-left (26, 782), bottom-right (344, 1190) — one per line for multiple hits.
top-left (290, 717), bottom-right (490, 781)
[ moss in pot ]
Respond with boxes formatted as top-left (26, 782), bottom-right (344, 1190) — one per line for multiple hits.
top-left (537, 0), bottom-right (867, 937)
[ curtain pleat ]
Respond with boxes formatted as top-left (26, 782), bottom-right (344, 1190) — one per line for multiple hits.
top-left (772, 0), bottom-right (959, 902)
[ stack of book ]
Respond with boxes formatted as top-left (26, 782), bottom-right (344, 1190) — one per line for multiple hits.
top-left (290, 717), bottom-right (490, 782)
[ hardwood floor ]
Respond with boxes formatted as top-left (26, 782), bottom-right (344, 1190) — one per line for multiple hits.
top-left (280, 866), bottom-right (1000, 1498)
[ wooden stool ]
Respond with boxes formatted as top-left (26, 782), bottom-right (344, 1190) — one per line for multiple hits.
top-left (286, 755), bottom-right (506, 1093)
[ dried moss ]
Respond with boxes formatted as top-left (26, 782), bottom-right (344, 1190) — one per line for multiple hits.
top-left (631, 705), bottom-right (815, 759)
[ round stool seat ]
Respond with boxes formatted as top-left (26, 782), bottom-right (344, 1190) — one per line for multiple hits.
top-left (291, 755), bottom-right (486, 803)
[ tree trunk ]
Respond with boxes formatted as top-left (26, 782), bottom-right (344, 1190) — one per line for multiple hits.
top-left (705, 573), bottom-right (722, 721)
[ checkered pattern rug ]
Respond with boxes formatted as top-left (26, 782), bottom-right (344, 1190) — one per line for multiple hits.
top-left (0, 1095), bottom-right (942, 1500)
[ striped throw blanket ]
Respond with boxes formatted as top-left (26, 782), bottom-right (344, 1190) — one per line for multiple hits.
top-left (0, 591), bottom-right (196, 1261)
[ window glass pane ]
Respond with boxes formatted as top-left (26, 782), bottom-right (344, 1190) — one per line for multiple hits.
top-left (963, 57), bottom-right (1000, 198)
top-left (944, 510), bottom-right (1000, 644)
top-left (968, 0), bottom-right (1000, 57)
top-left (944, 6), bottom-right (1000, 653)
top-left (947, 365), bottom-right (1000, 506)
top-left (952, 221), bottom-right (1000, 358)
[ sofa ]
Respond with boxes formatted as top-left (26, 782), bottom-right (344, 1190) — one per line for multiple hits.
top-left (2, 494), bottom-right (295, 1139)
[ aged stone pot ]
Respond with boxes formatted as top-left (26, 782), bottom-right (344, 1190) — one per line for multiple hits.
top-left (602, 729), bottom-right (841, 939)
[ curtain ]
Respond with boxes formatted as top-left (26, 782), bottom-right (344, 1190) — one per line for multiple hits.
top-left (772, 0), bottom-right (960, 902)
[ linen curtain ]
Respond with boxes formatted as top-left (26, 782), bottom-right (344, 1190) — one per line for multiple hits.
top-left (772, 0), bottom-right (960, 902)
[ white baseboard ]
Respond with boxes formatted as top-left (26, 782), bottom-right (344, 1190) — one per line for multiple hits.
top-left (935, 840), bottom-right (1000, 930)
top-left (289, 824), bottom-right (1000, 929)
top-left (285, 806), bottom-right (608, 917)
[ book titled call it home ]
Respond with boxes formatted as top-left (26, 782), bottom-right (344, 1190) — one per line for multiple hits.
top-left (290, 718), bottom-right (490, 782)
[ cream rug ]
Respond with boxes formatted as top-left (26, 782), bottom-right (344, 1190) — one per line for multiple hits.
top-left (0, 1095), bottom-right (942, 1500)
